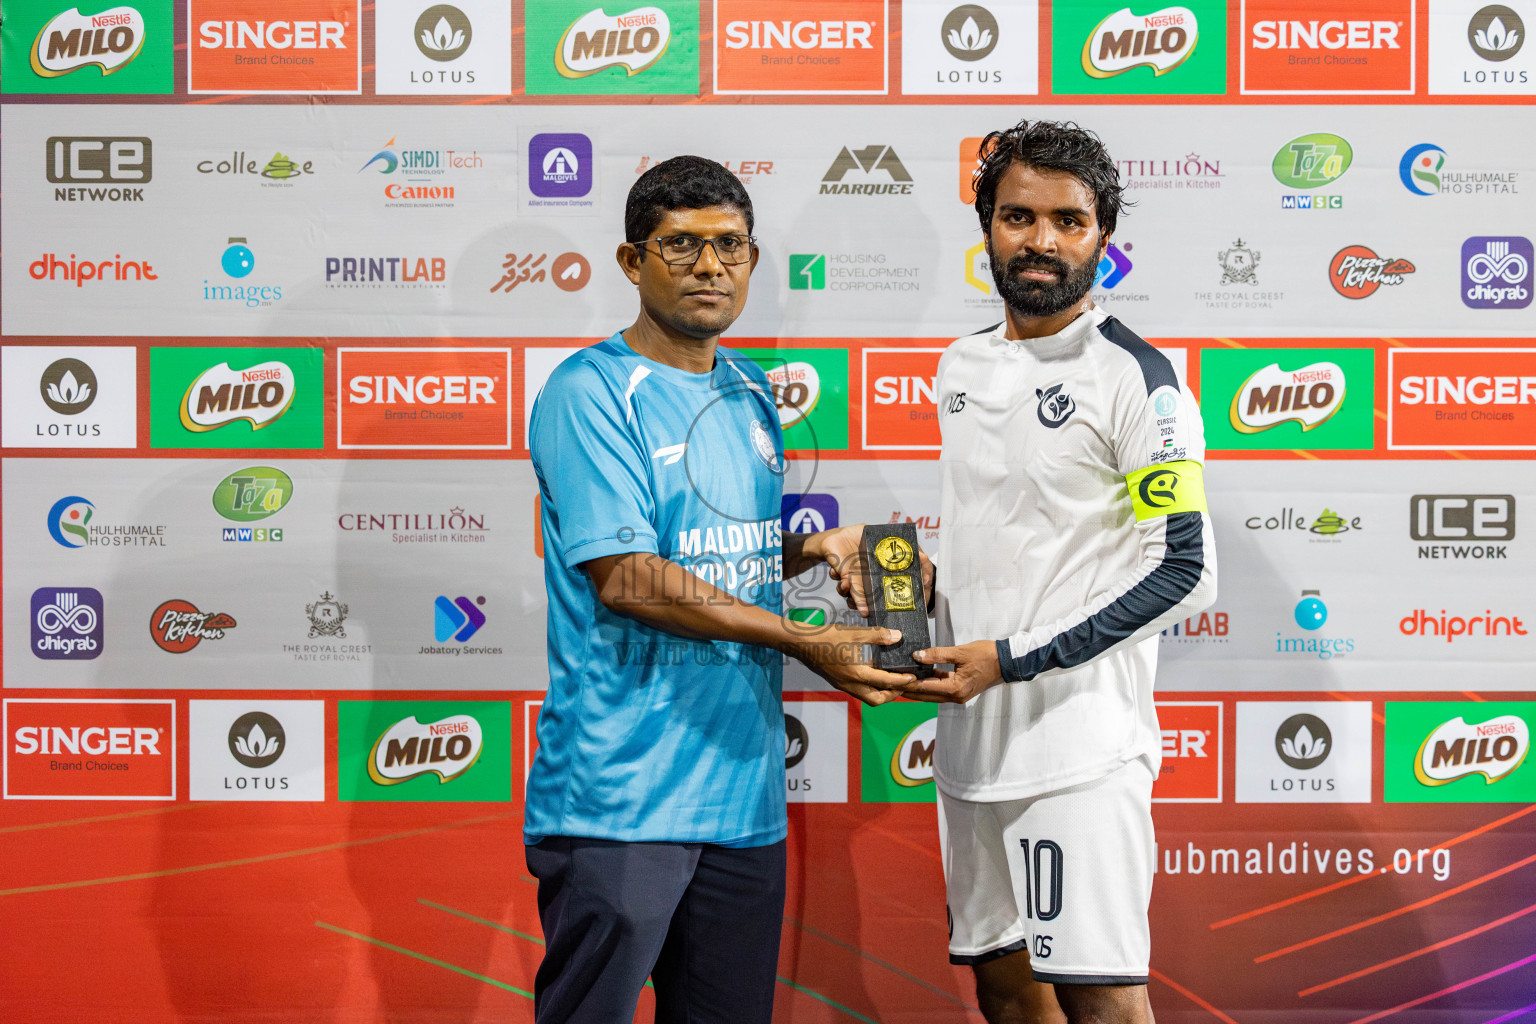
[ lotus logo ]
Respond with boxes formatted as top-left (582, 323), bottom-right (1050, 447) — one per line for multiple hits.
top-left (1275, 713), bottom-right (1332, 770)
top-left (1399, 144), bottom-right (1447, 196)
top-left (892, 717), bottom-right (937, 786)
top-left (368, 714), bottom-right (484, 784)
top-left (47, 495), bottom-right (95, 548)
top-left (1035, 383), bottom-right (1076, 427)
top-left (941, 5), bottom-right (999, 61)
top-left (785, 712), bottom-right (808, 769)
top-left (30, 6), bottom-right (146, 78)
top-left (415, 4), bottom-right (472, 61)
top-left (1415, 714), bottom-right (1529, 785)
top-left (1230, 362), bottom-right (1345, 433)
top-left (229, 711), bottom-right (285, 769)
top-left (1469, 5), bottom-right (1523, 60)
top-left (764, 361), bottom-right (822, 430)
top-left (41, 358), bottom-right (98, 414)
top-left (556, 6), bottom-right (671, 78)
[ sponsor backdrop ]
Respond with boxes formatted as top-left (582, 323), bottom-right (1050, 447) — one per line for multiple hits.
top-left (2, 1), bottom-right (1534, 1022)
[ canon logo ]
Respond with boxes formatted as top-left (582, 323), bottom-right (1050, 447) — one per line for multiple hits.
top-left (347, 376), bottom-right (497, 404)
top-left (13, 725), bottom-right (160, 756)
top-left (197, 20), bottom-right (347, 48)
top-left (1251, 20), bottom-right (1400, 49)
top-left (724, 20), bottom-right (874, 49)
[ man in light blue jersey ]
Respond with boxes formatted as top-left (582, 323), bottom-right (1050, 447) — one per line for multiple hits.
top-left (526, 155), bottom-right (923, 1024)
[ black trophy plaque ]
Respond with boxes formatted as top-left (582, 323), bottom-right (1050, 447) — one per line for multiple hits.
top-left (859, 523), bottom-right (934, 678)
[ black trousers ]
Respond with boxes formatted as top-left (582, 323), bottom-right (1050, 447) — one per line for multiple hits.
top-left (525, 836), bottom-right (787, 1024)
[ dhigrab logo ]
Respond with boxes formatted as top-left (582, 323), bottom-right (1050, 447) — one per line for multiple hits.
top-left (1462, 236), bottom-right (1533, 309)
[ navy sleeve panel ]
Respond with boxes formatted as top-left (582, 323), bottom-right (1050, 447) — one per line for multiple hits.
top-left (1098, 317), bottom-right (1179, 396)
top-left (1000, 511), bottom-right (1206, 683)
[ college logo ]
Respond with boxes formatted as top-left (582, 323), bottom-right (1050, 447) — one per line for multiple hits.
top-left (1388, 348), bottom-right (1536, 450)
top-left (1035, 383), bottom-right (1076, 427)
top-left (1462, 236), bottom-right (1532, 308)
top-left (40, 358), bottom-right (98, 414)
top-left (188, 0), bottom-right (361, 93)
top-left (1053, 0), bottom-right (1225, 93)
top-left (1386, 702), bottom-right (1536, 802)
top-left (1242, 0), bottom-right (1413, 94)
top-left (1410, 494), bottom-right (1514, 560)
top-left (716, 0), bottom-right (887, 94)
top-left (47, 136), bottom-right (151, 201)
top-left (3, 699), bottom-right (175, 800)
top-left (1082, 5), bottom-right (1198, 77)
top-left (528, 133), bottom-right (593, 198)
top-left (782, 493), bottom-right (839, 534)
top-left (31, 587), bottom-right (104, 660)
top-left (150, 599), bottom-right (236, 653)
top-left (525, 0), bottom-right (697, 95)
top-left (1244, 506), bottom-right (1361, 537)
top-left (820, 145), bottom-right (913, 195)
top-left (338, 700), bottom-right (511, 801)
top-left (744, 348), bottom-right (849, 450)
top-left (339, 348), bottom-right (510, 449)
top-left (3, 346), bottom-right (137, 447)
top-left (1152, 702), bottom-right (1222, 802)
top-left (1235, 702), bottom-right (1372, 802)
top-left (3, 2), bottom-right (171, 94)
top-left (1330, 245), bottom-right (1414, 298)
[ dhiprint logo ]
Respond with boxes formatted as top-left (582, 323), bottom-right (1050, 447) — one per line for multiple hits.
top-left (30, 6), bottom-right (146, 77)
top-left (1276, 713), bottom-right (1331, 769)
top-left (1035, 384), bottom-right (1076, 427)
top-left (40, 358), bottom-right (98, 414)
top-left (528, 133), bottom-right (593, 198)
top-left (1398, 607), bottom-right (1527, 642)
top-left (434, 595), bottom-right (486, 642)
top-left (228, 711), bottom-right (284, 769)
top-left (28, 252), bottom-right (157, 288)
top-left (1330, 245), bottom-right (1415, 298)
top-left (1462, 236), bottom-right (1532, 308)
top-left (819, 145), bottom-right (914, 195)
top-left (415, 4), bottom-right (471, 60)
top-left (47, 496), bottom-right (95, 548)
top-left (1469, 4), bottom-right (1523, 59)
top-left (1082, 6), bottom-right (1199, 78)
top-left (1400, 143), bottom-right (1448, 194)
top-left (150, 599), bottom-right (236, 653)
top-left (368, 714), bottom-right (484, 784)
top-left (1095, 242), bottom-right (1134, 287)
top-left (31, 588), bottom-right (104, 660)
top-left (943, 5), bottom-right (998, 59)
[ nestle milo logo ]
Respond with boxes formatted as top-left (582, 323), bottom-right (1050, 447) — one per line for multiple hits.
top-left (212, 466), bottom-right (293, 522)
top-left (1273, 133), bottom-right (1352, 189)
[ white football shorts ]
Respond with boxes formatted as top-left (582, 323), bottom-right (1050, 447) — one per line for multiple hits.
top-left (938, 757), bottom-right (1155, 985)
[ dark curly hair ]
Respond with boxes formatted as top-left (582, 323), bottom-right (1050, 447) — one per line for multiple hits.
top-left (972, 120), bottom-right (1127, 238)
top-left (625, 155), bottom-right (754, 251)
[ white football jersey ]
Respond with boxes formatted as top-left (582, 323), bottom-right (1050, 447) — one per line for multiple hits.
top-left (932, 307), bottom-right (1217, 801)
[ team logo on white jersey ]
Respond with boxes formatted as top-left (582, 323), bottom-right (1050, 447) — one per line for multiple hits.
top-left (1036, 383), bottom-right (1076, 427)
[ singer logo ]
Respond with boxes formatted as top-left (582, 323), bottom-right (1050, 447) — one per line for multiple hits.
top-left (4, 699), bottom-right (175, 800)
top-left (1152, 702), bottom-right (1222, 801)
top-left (1229, 361), bottom-right (1346, 433)
top-left (863, 348), bottom-right (944, 450)
top-left (30, 6), bottom-right (146, 76)
top-left (1082, 6), bottom-right (1199, 77)
top-left (1388, 348), bottom-right (1536, 451)
top-left (715, 0), bottom-right (887, 94)
top-left (1241, 0), bottom-right (1413, 94)
top-left (180, 360), bottom-right (295, 432)
top-left (188, 0), bottom-right (360, 93)
top-left (338, 348), bottom-right (511, 450)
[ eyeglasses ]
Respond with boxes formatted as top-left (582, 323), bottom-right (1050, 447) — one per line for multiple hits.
top-left (634, 233), bottom-right (757, 265)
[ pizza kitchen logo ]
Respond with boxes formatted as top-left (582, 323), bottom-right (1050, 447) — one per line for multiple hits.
top-left (1229, 361), bottom-right (1345, 433)
top-left (1330, 245), bottom-right (1415, 298)
top-left (1082, 5), bottom-right (1198, 78)
top-left (150, 599), bottom-right (236, 653)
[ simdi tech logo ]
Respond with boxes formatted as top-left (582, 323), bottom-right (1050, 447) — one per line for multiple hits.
top-left (1240, 0), bottom-right (1414, 94)
top-left (4, 699), bottom-right (176, 800)
top-left (1386, 702), bottom-right (1535, 802)
top-left (524, 0), bottom-right (699, 95)
top-left (339, 348), bottom-right (512, 449)
top-left (337, 700), bottom-right (511, 801)
top-left (715, 0), bottom-right (888, 95)
top-left (1052, 0), bottom-right (1227, 94)
top-left (150, 346), bottom-right (323, 449)
top-left (1, 1), bottom-right (172, 94)
top-left (1200, 347), bottom-right (1375, 450)
top-left (188, 0), bottom-right (361, 93)
top-left (1388, 348), bottom-right (1536, 450)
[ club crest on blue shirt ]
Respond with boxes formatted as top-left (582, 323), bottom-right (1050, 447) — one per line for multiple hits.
top-left (749, 419), bottom-right (781, 471)
top-left (1036, 384), bottom-right (1076, 428)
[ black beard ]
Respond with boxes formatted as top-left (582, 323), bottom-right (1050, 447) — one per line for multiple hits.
top-left (991, 248), bottom-right (1100, 318)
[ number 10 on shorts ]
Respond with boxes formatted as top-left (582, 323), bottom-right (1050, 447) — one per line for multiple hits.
top-left (1019, 837), bottom-right (1063, 958)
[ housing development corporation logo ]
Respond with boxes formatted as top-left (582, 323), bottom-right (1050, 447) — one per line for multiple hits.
top-left (3, 3), bottom-right (171, 94)
top-left (1386, 702), bottom-right (1535, 802)
top-left (31, 587), bottom-right (104, 660)
top-left (1388, 348), bottom-right (1536, 450)
top-left (716, 0), bottom-right (888, 94)
top-left (1462, 236), bottom-right (1533, 308)
top-left (338, 700), bottom-right (511, 801)
top-left (525, 0), bottom-right (697, 95)
top-left (1241, 0), bottom-right (1413, 93)
top-left (189, 0), bottom-right (361, 93)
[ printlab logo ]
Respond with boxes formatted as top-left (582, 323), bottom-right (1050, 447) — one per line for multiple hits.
top-left (415, 4), bottom-right (471, 59)
top-left (47, 495), bottom-right (95, 547)
top-left (40, 358), bottom-right (98, 414)
top-left (1095, 242), bottom-right (1134, 287)
top-left (31, 587), bottom-right (104, 660)
top-left (785, 712), bottom-right (808, 768)
top-left (528, 133), bottom-right (593, 198)
top-left (1217, 239), bottom-right (1260, 284)
top-left (47, 137), bottom-right (152, 202)
top-left (782, 493), bottom-right (840, 534)
top-left (491, 252), bottom-right (591, 293)
top-left (1330, 246), bottom-right (1415, 298)
top-left (229, 711), bottom-right (284, 768)
top-left (306, 592), bottom-right (348, 637)
top-left (1470, 5), bottom-right (1524, 59)
top-left (1276, 714), bottom-right (1331, 769)
top-left (942, 5), bottom-right (999, 59)
top-left (434, 595), bottom-right (486, 642)
top-left (1462, 236), bottom-right (1533, 308)
top-left (150, 599), bottom-right (235, 653)
top-left (820, 145), bottom-right (914, 195)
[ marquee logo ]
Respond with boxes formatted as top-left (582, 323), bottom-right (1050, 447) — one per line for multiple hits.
top-left (339, 348), bottom-right (511, 449)
top-left (150, 599), bottom-right (236, 653)
top-left (4, 699), bottom-right (175, 800)
top-left (30, 6), bottom-right (145, 76)
top-left (189, 0), bottom-right (361, 93)
top-left (1228, 361), bottom-right (1345, 432)
top-left (180, 360), bottom-right (295, 432)
top-left (1331, 245), bottom-right (1414, 298)
top-left (716, 0), bottom-right (887, 94)
top-left (1415, 714), bottom-right (1528, 784)
top-left (1462, 236), bottom-right (1533, 308)
top-left (820, 145), bottom-right (913, 195)
top-left (557, 6), bottom-right (671, 76)
top-left (1082, 6), bottom-right (1198, 77)
top-left (31, 588), bottom-right (104, 660)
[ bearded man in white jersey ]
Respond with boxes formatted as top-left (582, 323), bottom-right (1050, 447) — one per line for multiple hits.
top-left (899, 120), bottom-right (1219, 1023)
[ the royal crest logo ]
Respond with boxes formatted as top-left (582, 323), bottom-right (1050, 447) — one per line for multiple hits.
top-left (306, 592), bottom-right (348, 638)
top-left (556, 6), bottom-right (670, 77)
top-left (1081, 6), bottom-right (1198, 78)
top-left (1036, 383), bottom-right (1076, 427)
top-left (31, 6), bottom-right (146, 77)
top-left (1217, 239), bottom-right (1260, 285)
top-left (150, 599), bottom-right (236, 653)
top-left (1229, 362), bottom-right (1345, 433)
top-left (180, 361), bottom-right (295, 432)
top-left (1415, 714), bottom-right (1529, 785)
top-left (367, 714), bottom-right (483, 784)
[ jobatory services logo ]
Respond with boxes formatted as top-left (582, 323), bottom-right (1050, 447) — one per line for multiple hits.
top-left (1053, 0), bottom-right (1226, 94)
top-left (524, 0), bottom-right (698, 95)
top-left (1461, 236), bottom-right (1533, 308)
top-left (1, 348), bottom-right (138, 448)
top-left (188, 700), bottom-right (325, 800)
top-left (1273, 589), bottom-right (1356, 660)
top-left (28, 251), bottom-right (158, 288)
top-left (819, 144), bottom-right (913, 195)
top-left (902, 1), bottom-right (1035, 95)
top-left (3, 699), bottom-right (175, 800)
top-left (2, 2), bottom-right (171, 94)
top-left (1241, 0), bottom-right (1413, 93)
top-left (151, 346), bottom-right (322, 450)
top-left (1330, 245), bottom-right (1416, 298)
top-left (1429, 0), bottom-right (1533, 93)
top-left (1096, 242), bottom-right (1135, 287)
top-left (715, 0), bottom-right (888, 94)
top-left (742, 348), bottom-right (849, 450)
top-left (1411, 494), bottom-right (1514, 559)
top-left (1388, 348), bottom-right (1536, 450)
top-left (47, 136), bottom-right (151, 202)
top-left (783, 701), bottom-right (849, 802)
top-left (1151, 702), bottom-right (1222, 802)
top-left (434, 595), bottom-right (487, 643)
top-left (862, 703), bottom-right (937, 802)
top-left (1235, 702), bottom-right (1373, 802)
top-left (188, 0), bottom-right (361, 93)
top-left (1274, 132), bottom-right (1351, 208)
top-left (863, 348), bottom-right (943, 450)
top-left (31, 587), bottom-right (104, 660)
top-left (339, 348), bottom-right (512, 449)
top-left (1398, 607), bottom-right (1527, 642)
top-left (48, 494), bottom-right (169, 548)
top-left (1386, 702), bottom-right (1535, 801)
top-left (338, 700), bottom-right (511, 801)
top-left (150, 599), bottom-right (236, 653)
top-left (1201, 348), bottom-right (1375, 450)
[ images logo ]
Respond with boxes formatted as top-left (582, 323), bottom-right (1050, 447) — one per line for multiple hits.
top-left (1095, 242), bottom-right (1134, 287)
top-left (1295, 589), bottom-right (1327, 629)
top-left (790, 254), bottom-right (826, 290)
top-left (47, 496), bottom-right (95, 547)
top-left (31, 588), bottom-right (104, 660)
top-left (203, 237), bottom-right (284, 309)
top-left (152, 347), bottom-right (323, 450)
top-left (338, 700), bottom-right (511, 801)
top-left (47, 136), bottom-right (151, 202)
top-left (716, 0), bottom-right (887, 94)
top-left (434, 595), bottom-right (486, 642)
top-left (1273, 589), bottom-right (1356, 660)
top-left (782, 493), bottom-right (839, 534)
top-left (1386, 702), bottom-right (1536, 802)
top-left (529, 133), bottom-right (593, 198)
top-left (212, 466), bottom-right (293, 522)
top-left (1400, 143), bottom-right (1448, 194)
top-left (416, 4), bottom-right (471, 59)
top-left (1082, 5), bottom-right (1198, 77)
top-left (1462, 236), bottom-right (1532, 308)
top-left (4, 699), bottom-right (175, 800)
top-left (1470, 4), bottom-right (1523, 59)
top-left (150, 599), bottom-right (236, 652)
top-left (1388, 348), bottom-right (1536, 451)
top-left (1227, 360), bottom-right (1345, 432)
top-left (820, 145), bottom-right (914, 195)
top-left (525, 0), bottom-right (697, 95)
top-left (1330, 246), bottom-right (1414, 298)
top-left (189, 0), bottom-right (361, 93)
top-left (1242, 0), bottom-right (1412, 94)
top-left (339, 347), bottom-right (511, 449)
top-left (40, 358), bottom-right (98, 414)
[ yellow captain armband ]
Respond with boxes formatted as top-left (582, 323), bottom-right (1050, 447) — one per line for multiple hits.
top-left (1125, 461), bottom-right (1208, 521)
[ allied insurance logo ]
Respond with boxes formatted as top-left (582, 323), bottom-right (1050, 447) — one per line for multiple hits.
top-left (1388, 348), bottom-right (1536, 451)
top-left (338, 348), bottom-right (511, 450)
top-left (524, 0), bottom-right (699, 96)
top-left (1240, 0), bottom-right (1414, 94)
top-left (150, 347), bottom-right (323, 450)
top-left (715, 0), bottom-right (888, 94)
top-left (338, 700), bottom-right (511, 801)
top-left (4, 699), bottom-right (176, 800)
top-left (1052, 0), bottom-right (1227, 94)
top-left (187, 0), bottom-right (361, 93)
top-left (1386, 702), bottom-right (1535, 802)
top-left (1201, 348), bottom-right (1375, 450)
top-left (1, 3), bottom-right (172, 94)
